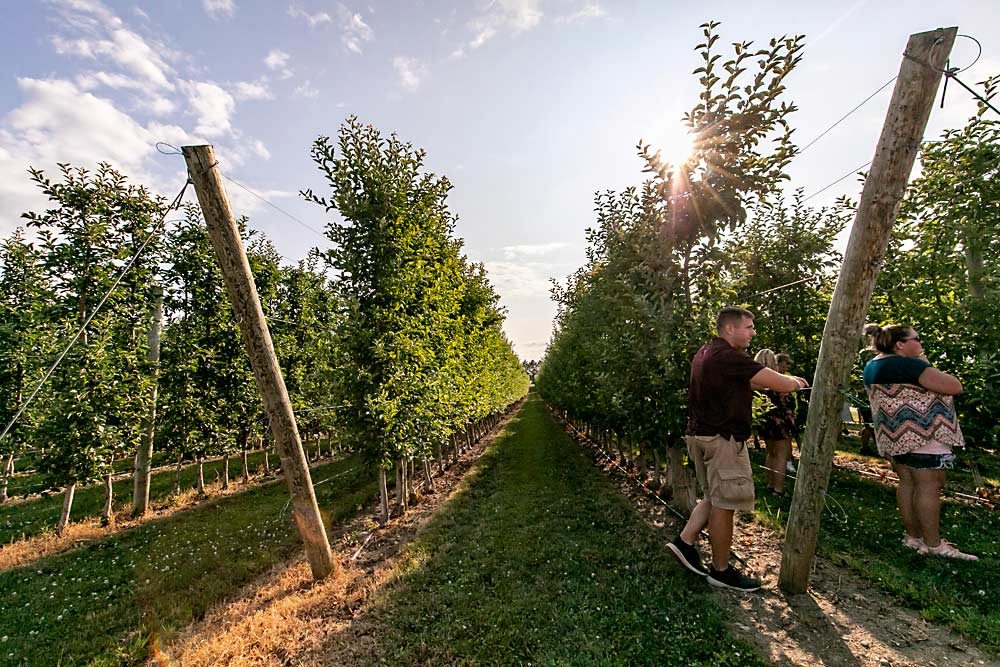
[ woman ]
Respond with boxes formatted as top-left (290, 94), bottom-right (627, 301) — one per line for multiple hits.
top-left (753, 349), bottom-right (800, 495)
top-left (863, 323), bottom-right (977, 561)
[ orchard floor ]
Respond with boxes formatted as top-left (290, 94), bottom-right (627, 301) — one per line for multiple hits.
top-left (162, 396), bottom-right (997, 666)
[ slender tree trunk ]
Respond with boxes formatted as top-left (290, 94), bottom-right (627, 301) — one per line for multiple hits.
top-left (196, 459), bottom-right (206, 496)
top-left (653, 446), bottom-right (663, 489)
top-left (423, 458), bottom-right (435, 492)
top-left (407, 458), bottom-right (416, 503)
top-left (99, 473), bottom-right (114, 527)
top-left (378, 466), bottom-right (389, 526)
top-left (615, 433), bottom-right (625, 463)
top-left (395, 459), bottom-right (406, 514)
top-left (222, 455), bottom-right (230, 490)
top-left (436, 441), bottom-right (445, 474)
top-left (637, 444), bottom-right (648, 482)
top-left (241, 446), bottom-right (250, 483)
top-left (174, 454), bottom-right (182, 493)
top-left (453, 433), bottom-right (460, 463)
top-left (1, 453), bottom-right (13, 504)
top-left (56, 482), bottom-right (76, 535)
top-left (263, 439), bottom-right (271, 475)
top-left (132, 286), bottom-right (163, 518)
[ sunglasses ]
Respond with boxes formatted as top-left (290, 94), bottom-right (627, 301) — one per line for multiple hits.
top-left (902, 335), bottom-right (922, 343)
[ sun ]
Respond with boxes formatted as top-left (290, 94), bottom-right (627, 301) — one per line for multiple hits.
top-left (658, 124), bottom-right (697, 171)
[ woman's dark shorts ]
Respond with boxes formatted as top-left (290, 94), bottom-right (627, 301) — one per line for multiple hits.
top-left (892, 452), bottom-right (956, 470)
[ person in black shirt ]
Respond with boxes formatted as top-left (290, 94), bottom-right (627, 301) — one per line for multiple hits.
top-left (668, 307), bottom-right (808, 592)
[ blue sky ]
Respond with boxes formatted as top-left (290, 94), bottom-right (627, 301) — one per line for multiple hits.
top-left (0, 1), bottom-right (996, 360)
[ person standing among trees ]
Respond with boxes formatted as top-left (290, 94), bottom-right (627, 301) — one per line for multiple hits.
top-left (668, 307), bottom-right (808, 591)
top-left (752, 349), bottom-right (801, 495)
top-left (863, 323), bottom-right (977, 561)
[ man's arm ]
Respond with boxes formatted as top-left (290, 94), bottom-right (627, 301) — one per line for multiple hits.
top-left (751, 367), bottom-right (808, 393)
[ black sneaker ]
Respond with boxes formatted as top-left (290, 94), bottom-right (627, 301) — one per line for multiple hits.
top-left (707, 565), bottom-right (761, 592)
top-left (667, 536), bottom-right (707, 576)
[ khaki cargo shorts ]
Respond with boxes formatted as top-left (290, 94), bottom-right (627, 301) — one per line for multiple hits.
top-left (684, 434), bottom-right (755, 511)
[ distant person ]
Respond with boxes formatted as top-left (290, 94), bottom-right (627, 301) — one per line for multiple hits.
top-left (752, 350), bottom-right (806, 495)
top-left (863, 323), bottom-right (977, 561)
top-left (775, 353), bottom-right (802, 473)
top-left (668, 307), bottom-right (808, 591)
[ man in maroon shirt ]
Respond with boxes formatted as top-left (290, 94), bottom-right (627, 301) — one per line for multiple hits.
top-left (668, 307), bottom-right (808, 591)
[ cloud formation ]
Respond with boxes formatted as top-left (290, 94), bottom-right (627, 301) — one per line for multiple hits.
top-left (203, 0), bottom-right (236, 19)
top-left (393, 57), bottom-right (428, 92)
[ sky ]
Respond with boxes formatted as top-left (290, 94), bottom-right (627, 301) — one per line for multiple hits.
top-left (0, 0), bottom-right (997, 361)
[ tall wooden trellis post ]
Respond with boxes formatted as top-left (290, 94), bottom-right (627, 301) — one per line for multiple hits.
top-left (779, 27), bottom-right (957, 593)
top-left (183, 145), bottom-right (337, 581)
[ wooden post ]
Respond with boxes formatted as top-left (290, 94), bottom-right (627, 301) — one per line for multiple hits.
top-left (133, 285), bottom-right (163, 517)
top-left (182, 145), bottom-right (337, 580)
top-left (779, 28), bottom-right (956, 593)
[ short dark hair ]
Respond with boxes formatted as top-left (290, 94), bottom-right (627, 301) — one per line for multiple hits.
top-left (716, 306), bottom-right (754, 332)
top-left (776, 353), bottom-right (792, 364)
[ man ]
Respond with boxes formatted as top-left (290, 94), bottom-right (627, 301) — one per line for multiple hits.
top-left (668, 307), bottom-right (809, 591)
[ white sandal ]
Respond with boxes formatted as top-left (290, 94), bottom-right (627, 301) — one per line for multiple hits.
top-left (924, 540), bottom-right (978, 561)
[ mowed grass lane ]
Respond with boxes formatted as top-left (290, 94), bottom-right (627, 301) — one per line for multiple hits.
top-left (369, 396), bottom-right (763, 666)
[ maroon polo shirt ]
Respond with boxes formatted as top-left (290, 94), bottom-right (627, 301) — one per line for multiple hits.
top-left (686, 337), bottom-right (765, 441)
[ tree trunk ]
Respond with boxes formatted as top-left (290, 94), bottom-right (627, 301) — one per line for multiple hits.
top-left (263, 440), bottom-right (271, 475)
top-left (56, 482), bottom-right (76, 536)
top-left (1, 453), bottom-right (13, 503)
top-left (423, 458), bottom-right (435, 492)
top-left (667, 445), bottom-right (696, 514)
top-left (637, 444), bottom-right (648, 482)
top-left (222, 455), bottom-right (230, 490)
top-left (242, 447), bottom-right (250, 483)
top-left (653, 446), bottom-right (663, 489)
top-left (132, 285), bottom-right (163, 518)
top-left (174, 454), bottom-right (182, 493)
top-left (615, 433), bottom-right (625, 464)
top-left (196, 459), bottom-right (206, 496)
top-left (378, 466), bottom-right (389, 526)
top-left (407, 458), bottom-right (416, 503)
top-left (436, 441), bottom-right (445, 474)
top-left (395, 459), bottom-right (406, 514)
top-left (99, 473), bottom-right (114, 527)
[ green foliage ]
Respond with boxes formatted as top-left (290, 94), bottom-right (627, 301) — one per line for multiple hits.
top-left (21, 163), bottom-right (167, 487)
top-left (539, 24), bottom-right (824, 446)
top-left (304, 117), bottom-right (528, 470)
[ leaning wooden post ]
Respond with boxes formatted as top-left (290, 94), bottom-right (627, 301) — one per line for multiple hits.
top-left (132, 285), bottom-right (163, 517)
top-left (779, 27), bottom-right (956, 593)
top-left (182, 145), bottom-right (337, 580)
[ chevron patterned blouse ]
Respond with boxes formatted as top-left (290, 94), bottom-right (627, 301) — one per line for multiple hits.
top-left (865, 382), bottom-right (964, 457)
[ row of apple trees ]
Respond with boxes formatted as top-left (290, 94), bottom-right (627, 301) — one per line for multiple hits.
top-left (304, 117), bottom-right (529, 523)
top-left (0, 164), bottom-right (342, 532)
top-left (537, 23), bottom-right (853, 507)
top-left (537, 24), bottom-right (999, 511)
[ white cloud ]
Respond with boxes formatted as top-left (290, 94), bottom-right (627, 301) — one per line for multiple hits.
top-left (460, 0), bottom-right (543, 52)
top-left (481, 260), bottom-right (553, 298)
top-left (295, 80), bottom-right (320, 98)
top-left (203, 0), bottom-right (236, 19)
top-left (149, 97), bottom-right (176, 115)
top-left (234, 79), bottom-right (273, 101)
top-left (337, 3), bottom-right (374, 54)
top-left (393, 57), bottom-right (427, 92)
top-left (288, 4), bottom-right (333, 27)
top-left (181, 80), bottom-right (235, 137)
top-left (251, 139), bottom-right (271, 160)
top-left (501, 242), bottom-right (569, 259)
top-left (554, 1), bottom-right (606, 24)
top-left (264, 49), bottom-right (294, 79)
top-left (264, 49), bottom-right (290, 69)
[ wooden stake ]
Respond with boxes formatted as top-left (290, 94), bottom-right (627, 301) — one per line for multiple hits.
top-left (133, 285), bottom-right (163, 517)
top-left (182, 145), bottom-right (337, 580)
top-left (779, 27), bottom-right (956, 593)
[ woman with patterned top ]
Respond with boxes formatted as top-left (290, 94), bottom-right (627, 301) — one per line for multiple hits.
top-left (753, 349), bottom-right (800, 495)
top-left (863, 323), bottom-right (977, 561)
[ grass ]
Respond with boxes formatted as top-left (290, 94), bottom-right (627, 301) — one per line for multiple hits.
top-left (0, 454), bottom-right (377, 667)
top-left (0, 448), bottom-right (288, 544)
top-left (369, 396), bottom-right (765, 666)
top-left (751, 450), bottom-right (1000, 655)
